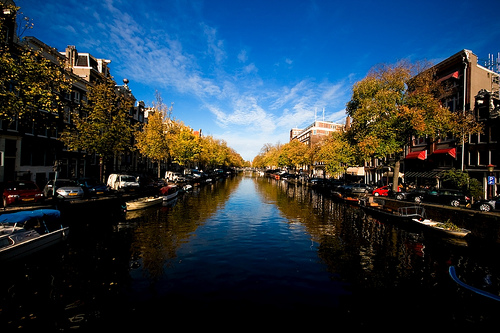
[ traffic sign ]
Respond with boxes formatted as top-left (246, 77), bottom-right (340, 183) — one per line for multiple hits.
top-left (488, 176), bottom-right (496, 185)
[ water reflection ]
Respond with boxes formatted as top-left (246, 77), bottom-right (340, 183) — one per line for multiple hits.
top-left (1, 175), bottom-right (500, 330)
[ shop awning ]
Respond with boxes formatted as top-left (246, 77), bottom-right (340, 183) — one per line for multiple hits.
top-left (432, 148), bottom-right (456, 158)
top-left (405, 150), bottom-right (427, 160)
top-left (405, 170), bottom-right (444, 178)
top-left (437, 71), bottom-right (459, 83)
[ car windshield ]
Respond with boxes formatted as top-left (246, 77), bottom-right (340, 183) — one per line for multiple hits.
top-left (5, 182), bottom-right (37, 191)
top-left (121, 176), bottom-right (136, 182)
top-left (56, 180), bottom-right (77, 187)
top-left (81, 179), bottom-right (100, 186)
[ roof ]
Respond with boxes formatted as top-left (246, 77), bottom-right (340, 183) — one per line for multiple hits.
top-left (0, 209), bottom-right (60, 224)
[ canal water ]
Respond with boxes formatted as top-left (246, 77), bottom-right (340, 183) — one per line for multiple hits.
top-left (1, 175), bottom-right (500, 330)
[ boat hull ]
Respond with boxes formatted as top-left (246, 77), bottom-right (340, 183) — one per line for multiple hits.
top-left (126, 197), bottom-right (163, 211)
top-left (0, 227), bottom-right (69, 262)
top-left (412, 218), bottom-right (471, 238)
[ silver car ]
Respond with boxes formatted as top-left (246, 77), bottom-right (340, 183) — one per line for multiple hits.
top-left (43, 179), bottom-right (84, 199)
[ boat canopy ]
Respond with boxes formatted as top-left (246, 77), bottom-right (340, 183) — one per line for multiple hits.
top-left (0, 209), bottom-right (61, 224)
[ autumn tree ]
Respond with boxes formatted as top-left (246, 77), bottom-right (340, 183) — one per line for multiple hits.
top-left (278, 139), bottom-right (308, 170)
top-left (168, 121), bottom-right (201, 168)
top-left (135, 93), bottom-right (173, 178)
top-left (0, 45), bottom-right (71, 123)
top-left (60, 77), bottom-right (134, 181)
top-left (346, 61), bottom-right (482, 191)
top-left (317, 131), bottom-right (355, 177)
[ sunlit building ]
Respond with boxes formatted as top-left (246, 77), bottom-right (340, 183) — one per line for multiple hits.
top-left (290, 120), bottom-right (344, 146)
top-left (404, 49), bottom-right (499, 197)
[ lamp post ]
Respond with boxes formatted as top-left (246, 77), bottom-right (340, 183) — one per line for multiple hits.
top-left (487, 164), bottom-right (495, 199)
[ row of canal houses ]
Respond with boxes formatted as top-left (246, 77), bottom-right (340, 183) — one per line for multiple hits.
top-left (0, 0), bottom-right (157, 188)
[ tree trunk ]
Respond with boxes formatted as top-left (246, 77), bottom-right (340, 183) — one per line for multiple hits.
top-left (392, 159), bottom-right (400, 192)
top-left (99, 157), bottom-right (104, 183)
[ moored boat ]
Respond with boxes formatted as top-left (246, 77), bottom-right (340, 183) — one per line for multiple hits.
top-left (0, 209), bottom-right (69, 262)
top-left (125, 196), bottom-right (163, 211)
top-left (359, 197), bottom-right (425, 221)
top-left (160, 185), bottom-right (179, 201)
top-left (411, 217), bottom-right (471, 238)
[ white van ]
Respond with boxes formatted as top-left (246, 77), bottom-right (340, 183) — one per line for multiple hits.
top-left (107, 174), bottom-right (140, 191)
top-left (165, 171), bottom-right (182, 182)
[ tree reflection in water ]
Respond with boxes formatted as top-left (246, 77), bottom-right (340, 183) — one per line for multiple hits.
top-left (1, 175), bottom-right (500, 330)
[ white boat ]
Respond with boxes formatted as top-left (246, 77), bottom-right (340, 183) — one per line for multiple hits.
top-left (159, 185), bottom-right (179, 201)
top-left (412, 218), bottom-right (471, 238)
top-left (0, 209), bottom-right (69, 262)
top-left (126, 196), bottom-right (163, 211)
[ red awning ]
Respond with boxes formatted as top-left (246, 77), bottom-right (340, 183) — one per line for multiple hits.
top-left (405, 150), bottom-right (427, 160)
top-left (432, 148), bottom-right (456, 158)
top-left (437, 71), bottom-right (459, 83)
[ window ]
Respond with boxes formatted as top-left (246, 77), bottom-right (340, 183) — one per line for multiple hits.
top-left (468, 151), bottom-right (478, 166)
top-left (413, 136), bottom-right (426, 146)
top-left (490, 127), bottom-right (499, 143)
top-left (63, 106), bottom-right (71, 124)
top-left (478, 132), bottom-right (487, 144)
top-left (491, 150), bottom-right (498, 167)
top-left (72, 91), bottom-right (80, 103)
top-left (479, 150), bottom-right (488, 166)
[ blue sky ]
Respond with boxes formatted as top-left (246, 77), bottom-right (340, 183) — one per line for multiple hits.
top-left (16, 0), bottom-right (500, 161)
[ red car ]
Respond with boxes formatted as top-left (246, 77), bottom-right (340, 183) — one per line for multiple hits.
top-left (372, 185), bottom-right (390, 196)
top-left (3, 181), bottom-right (44, 207)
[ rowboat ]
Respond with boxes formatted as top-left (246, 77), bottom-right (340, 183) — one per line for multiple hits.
top-left (160, 185), bottom-right (179, 201)
top-left (125, 196), bottom-right (163, 211)
top-left (411, 218), bottom-right (471, 238)
top-left (0, 209), bottom-right (69, 262)
top-left (449, 266), bottom-right (500, 301)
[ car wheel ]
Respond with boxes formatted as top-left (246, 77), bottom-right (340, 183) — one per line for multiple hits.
top-left (450, 200), bottom-right (460, 207)
top-left (479, 203), bottom-right (492, 212)
top-left (396, 194), bottom-right (404, 200)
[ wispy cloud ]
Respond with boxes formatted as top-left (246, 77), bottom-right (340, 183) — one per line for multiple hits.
top-left (26, 0), bottom-right (349, 160)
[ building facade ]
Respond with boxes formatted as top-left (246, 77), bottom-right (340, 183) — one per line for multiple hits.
top-left (404, 49), bottom-right (499, 197)
top-left (290, 120), bottom-right (344, 146)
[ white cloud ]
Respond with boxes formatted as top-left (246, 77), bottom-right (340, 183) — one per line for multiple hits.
top-left (47, 0), bottom-right (352, 161)
top-left (238, 50), bottom-right (248, 63)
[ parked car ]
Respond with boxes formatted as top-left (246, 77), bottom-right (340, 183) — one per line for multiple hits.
top-left (393, 188), bottom-right (427, 201)
top-left (344, 183), bottom-right (374, 195)
top-left (43, 179), bottom-right (84, 200)
top-left (309, 178), bottom-right (328, 187)
top-left (107, 174), bottom-right (140, 192)
top-left (77, 178), bottom-right (109, 197)
top-left (2, 181), bottom-right (44, 207)
top-left (473, 196), bottom-right (500, 212)
top-left (418, 189), bottom-right (471, 207)
top-left (373, 185), bottom-right (391, 197)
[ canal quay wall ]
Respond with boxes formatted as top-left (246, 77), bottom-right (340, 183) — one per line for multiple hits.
top-left (285, 176), bottom-right (500, 244)
top-left (369, 196), bottom-right (500, 243)
top-left (3, 178), bottom-right (500, 243)
top-left (0, 189), bottom-right (155, 219)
